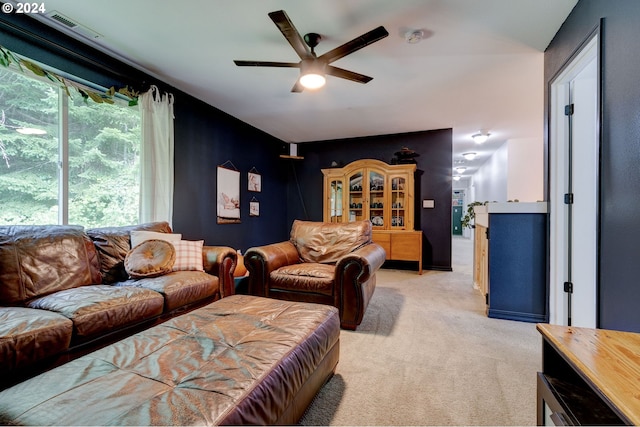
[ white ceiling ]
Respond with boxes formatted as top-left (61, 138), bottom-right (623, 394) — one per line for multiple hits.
top-left (29, 0), bottom-right (577, 180)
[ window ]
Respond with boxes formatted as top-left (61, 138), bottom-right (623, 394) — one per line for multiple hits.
top-left (0, 66), bottom-right (141, 227)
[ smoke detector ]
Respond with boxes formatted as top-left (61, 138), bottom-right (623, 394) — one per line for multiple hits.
top-left (405, 30), bottom-right (424, 44)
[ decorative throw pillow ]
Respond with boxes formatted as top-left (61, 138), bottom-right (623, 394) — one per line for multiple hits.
top-left (172, 240), bottom-right (205, 272)
top-left (130, 230), bottom-right (182, 248)
top-left (125, 239), bottom-right (176, 279)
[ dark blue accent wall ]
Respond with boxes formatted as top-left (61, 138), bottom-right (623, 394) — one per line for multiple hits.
top-left (170, 93), bottom-right (289, 250)
top-left (545, 0), bottom-right (640, 331)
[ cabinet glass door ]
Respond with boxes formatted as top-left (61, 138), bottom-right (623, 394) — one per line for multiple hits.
top-left (369, 170), bottom-right (385, 227)
top-left (390, 176), bottom-right (407, 229)
top-left (348, 172), bottom-right (364, 222)
top-left (328, 179), bottom-right (343, 222)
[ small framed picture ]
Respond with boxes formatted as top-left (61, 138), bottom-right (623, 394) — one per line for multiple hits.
top-left (250, 200), bottom-right (260, 216)
top-left (248, 171), bottom-right (261, 192)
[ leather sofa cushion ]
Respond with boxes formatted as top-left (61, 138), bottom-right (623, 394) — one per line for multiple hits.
top-left (270, 263), bottom-right (335, 296)
top-left (0, 307), bottom-right (73, 373)
top-left (0, 225), bottom-right (103, 306)
top-left (290, 219), bottom-right (372, 264)
top-left (115, 271), bottom-right (219, 312)
top-left (86, 222), bottom-right (172, 284)
top-left (27, 285), bottom-right (164, 338)
top-left (0, 295), bottom-right (340, 426)
top-left (125, 239), bottom-right (176, 279)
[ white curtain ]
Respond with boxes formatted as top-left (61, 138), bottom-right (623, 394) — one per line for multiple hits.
top-left (139, 85), bottom-right (175, 225)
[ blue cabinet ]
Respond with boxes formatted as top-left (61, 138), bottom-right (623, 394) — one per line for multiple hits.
top-left (475, 202), bottom-right (548, 323)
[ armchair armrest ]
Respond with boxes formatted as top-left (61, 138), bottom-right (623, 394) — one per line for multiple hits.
top-left (202, 246), bottom-right (237, 298)
top-left (245, 241), bottom-right (300, 297)
top-left (336, 242), bottom-right (387, 283)
top-left (335, 242), bottom-right (386, 330)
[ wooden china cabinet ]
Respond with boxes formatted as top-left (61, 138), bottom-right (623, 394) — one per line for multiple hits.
top-left (321, 159), bottom-right (422, 273)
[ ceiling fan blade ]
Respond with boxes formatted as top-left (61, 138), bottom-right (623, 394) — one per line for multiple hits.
top-left (268, 10), bottom-right (312, 60)
top-left (234, 60), bottom-right (300, 68)
top-left (291, 81), bottom-right (305, 93)
top-left (326, 66), bottom-right (373, 84)
top-left (319, 26), bottom-right (389, 64)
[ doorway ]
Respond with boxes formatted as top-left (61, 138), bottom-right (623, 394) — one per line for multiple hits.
top-left (452, 190), bottom-right (464, 235)
top-left (549, 31), bottom-right (600, 328)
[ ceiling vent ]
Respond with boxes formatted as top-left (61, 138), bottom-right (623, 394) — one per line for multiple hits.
top-left (45, 11), bottom-right (103, 40)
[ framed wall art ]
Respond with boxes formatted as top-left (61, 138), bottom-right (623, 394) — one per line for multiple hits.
top-left (248, 167), bottom-right (261, 192)
top-left (217, 162), bottom-right (241, 224)
top-left (250, 197), bottom-right (260, 217)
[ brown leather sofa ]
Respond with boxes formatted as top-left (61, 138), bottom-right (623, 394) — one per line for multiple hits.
top-left (0, 222), bottom-right (236, 387)
top-left (245, 219), bottom-right (386, 330)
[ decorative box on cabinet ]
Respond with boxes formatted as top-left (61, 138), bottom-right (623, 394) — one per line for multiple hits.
top-left (322, 159), bottom-right (422, 273)
top-left (473, 202), bottom-right (548, 322)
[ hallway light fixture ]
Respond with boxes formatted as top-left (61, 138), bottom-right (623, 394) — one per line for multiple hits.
top-left (455, 167), bottom-right (466, 174)
top-left (453, 176), bottom-right (461, 181)
top-left (472, 132), bottom-right (490, 144)
top-left (462, 152), bottom-right (477, 161)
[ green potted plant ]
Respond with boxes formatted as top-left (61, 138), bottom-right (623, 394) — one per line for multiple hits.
top-left (461, 201), bottom-right (485, 229)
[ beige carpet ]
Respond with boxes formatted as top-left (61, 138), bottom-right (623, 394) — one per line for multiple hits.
top-left (300, 237), bottom-right (541, 426)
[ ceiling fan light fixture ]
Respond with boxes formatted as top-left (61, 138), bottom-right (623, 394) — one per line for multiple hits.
top-left (299, 73), bottom-right (326, 90)
top-left (472, 132), bottom-right (490, 144)
top-left (299, 59), bottom-right (326, 90)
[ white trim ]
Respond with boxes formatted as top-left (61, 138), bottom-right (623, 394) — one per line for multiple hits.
top-left (549, 33), bottom-right (599, 327)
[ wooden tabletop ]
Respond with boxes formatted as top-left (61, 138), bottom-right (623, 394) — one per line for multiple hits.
top-left (537, 323), bottom-right (640, 425)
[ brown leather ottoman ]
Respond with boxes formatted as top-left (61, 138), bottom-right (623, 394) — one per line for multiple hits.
top-left (0, 295), bottom-right (340, 425)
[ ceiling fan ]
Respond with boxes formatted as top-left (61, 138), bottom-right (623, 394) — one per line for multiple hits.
top-left (234, 10), bottom-right (389, 92)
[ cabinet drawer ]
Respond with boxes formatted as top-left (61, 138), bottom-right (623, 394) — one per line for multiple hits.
top-left (391, 232), bottom-right (421, 261)
top-left (372, 231), bottom-right (422, 274)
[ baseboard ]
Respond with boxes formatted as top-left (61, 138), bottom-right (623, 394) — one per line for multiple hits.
top-left (488, 308), bottom-right (547, 323)
top-left (425, 265), bottom-right (453, 272)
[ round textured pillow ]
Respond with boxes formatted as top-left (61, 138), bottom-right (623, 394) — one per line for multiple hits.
top-left (125, 239), bottom-right (176, 279)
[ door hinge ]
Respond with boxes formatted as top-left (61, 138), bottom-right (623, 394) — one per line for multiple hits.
top-left (485, 227), bottom-right (489, 240)
top-left (564, 193), bottom-right (574, 204)
top-left (564, 282), bottom-right (573, 293)
top-left (485, 293), bottom-right (489, 305)
top-left (565, 104), bottom-right (574, 116)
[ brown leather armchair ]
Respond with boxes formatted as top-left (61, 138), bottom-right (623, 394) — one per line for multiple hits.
top-left (245, 220), bottom-right (386, 330)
